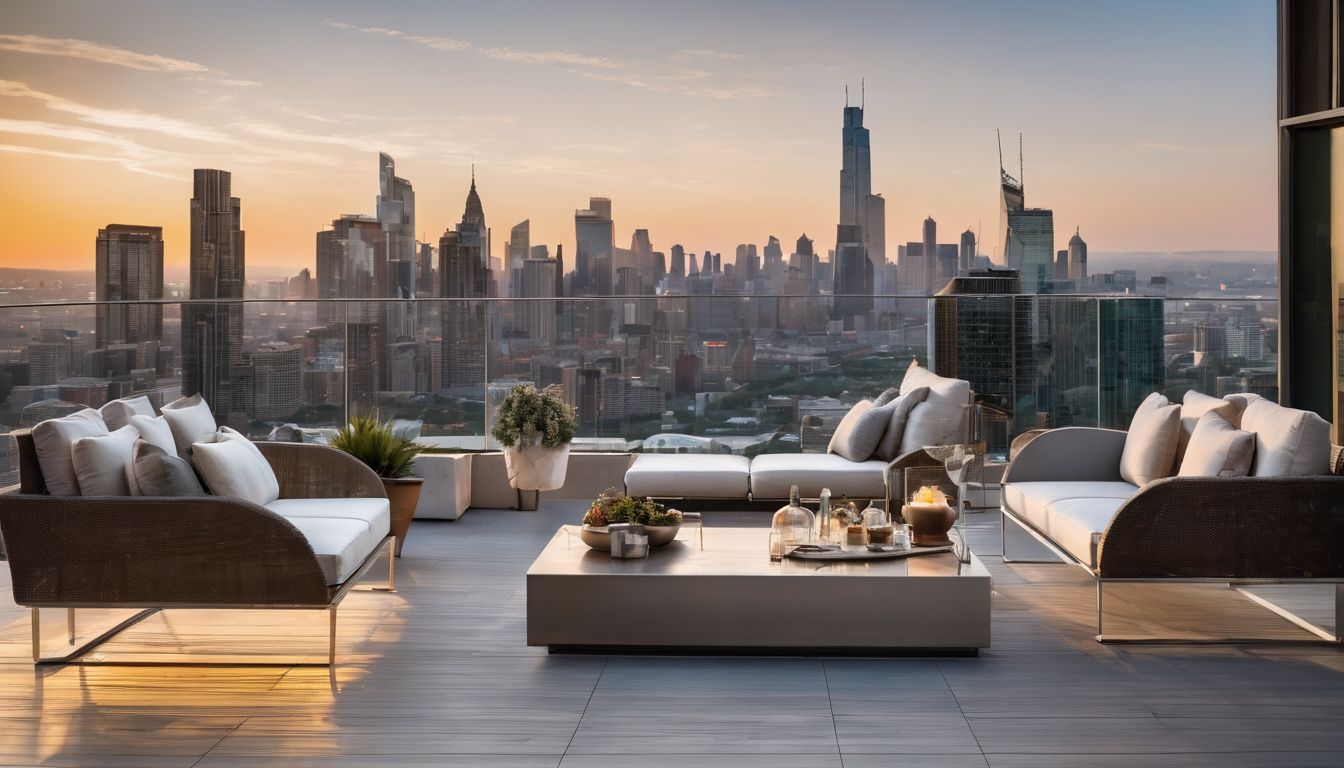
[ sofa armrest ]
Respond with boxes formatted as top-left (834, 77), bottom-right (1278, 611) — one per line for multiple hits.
top-left (1002, 427), bottom-right (1127, 484)
top-left (0, 494), bottom-right (332, 607)
top-left (256, 442), bottom-right (387, 500)
top-left (1098, 476), bottom-right (1344, 580)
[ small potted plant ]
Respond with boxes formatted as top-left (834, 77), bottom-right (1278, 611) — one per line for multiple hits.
top-left (331, 416), bottom-right (422, 556)
top-left (580, 488), bottom-right (683, 550)
top-left (492, 384), bottom-right (576, 510)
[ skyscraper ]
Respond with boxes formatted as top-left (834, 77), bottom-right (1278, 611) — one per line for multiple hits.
top-left (670, 243), bottom-right (686, 276)
top-left (959, 229), bottom-right (976, 274)
top-left (95, 224), bottom-right (163, 346)
top-left (792, 233), bottom-right (815, 281)
top-left (183, 169), bottom-right (244, 414)
top-left (998, 134), bottom-right (1054, 293)
top-left (922, 216), bottom-right (938, 295)
top-left (377, 152), bottom-right (415, 300)
top-left (440, 175), bottom-right (492, 389)
top-left (1068, 227), bottom-right (1088, 280)
top-left (574, 197), bottom-right (613, 295)
top-left (508, 219), bottom-right (530, 296)
top-left (834, 93), bottom-right (881, 327)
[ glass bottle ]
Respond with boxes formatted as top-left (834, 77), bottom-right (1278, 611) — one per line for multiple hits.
top-left (771, 485), bottom-right (815, 556)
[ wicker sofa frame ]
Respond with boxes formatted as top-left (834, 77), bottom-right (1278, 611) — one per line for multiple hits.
top-left (0, 432), bottom-right (395, 666)
top-left (1001, 427), bottom-right (1344, 644)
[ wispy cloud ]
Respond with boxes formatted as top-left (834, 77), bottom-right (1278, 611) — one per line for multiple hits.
top-left (320, 19), bottom-right (770, 99)
top-left (481, 47), bottom-right (621, 69)
top-left (0, 79), bottom-right (232, 142)
top-left (675, 49), bottom-right (744, 61)
top-left (0, 117), bottom-right (183, 178)
top-left (319, 19), bottom-right (470, 51)
top-left (230, 117), bottom-right (416, 157)
top-left (0, 33), bottom-right (210, 73)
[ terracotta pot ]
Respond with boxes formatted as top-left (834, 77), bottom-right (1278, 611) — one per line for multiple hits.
top-left (382, 477), bottom-right (423, 557)
top-left (504, 442), bottom-right (571, 492)
top-left (902, 501), bottom-right (957, 547)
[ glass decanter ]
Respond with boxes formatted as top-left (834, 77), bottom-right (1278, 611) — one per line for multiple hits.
top-left (771, 485), bottom-right (815, 557)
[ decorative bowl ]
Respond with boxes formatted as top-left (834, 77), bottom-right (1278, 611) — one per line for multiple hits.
top-left (580, 524), bottom-right (680, 550)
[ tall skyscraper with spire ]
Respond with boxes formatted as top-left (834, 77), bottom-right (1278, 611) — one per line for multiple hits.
top-left (183, 169), bottom-right (244, 415)
top-left (833, 86), bottom-right (881, 328)
top-left (998, 132), bottom-right (1054, 293)
top-left (440, 170), bottom-right (491, 389)
top-left (1068, 227), bottom-right (1088, 280)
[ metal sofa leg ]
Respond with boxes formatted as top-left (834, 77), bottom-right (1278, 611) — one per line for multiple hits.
top-left (328, 607), bottom-right (337, 666)
top-left (32, 606), bottom-right (161, 664)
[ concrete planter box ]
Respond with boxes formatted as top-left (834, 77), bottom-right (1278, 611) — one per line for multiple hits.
top-left (412, 454), bottom-right (473, 520)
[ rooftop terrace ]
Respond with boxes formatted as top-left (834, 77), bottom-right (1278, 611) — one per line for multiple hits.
top-left (2, 501), bottom-right (1340, 767)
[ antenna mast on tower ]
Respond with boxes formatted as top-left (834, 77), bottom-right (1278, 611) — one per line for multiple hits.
top-left (996, 129), bottom-right (1003, 170)
top-left (845, 84), bottom-right (848, 107)
top-left (861, 77), bottom-right (865, 109)
top-left (1018, 133), bottom-right (1024, 189)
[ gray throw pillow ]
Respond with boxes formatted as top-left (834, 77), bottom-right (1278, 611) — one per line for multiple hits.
top-left (873, 386), bottom-right (930, 462)
top-left (830, 400), bottom-right (891, 462)
top-left (873, 387), bottom-right (901, 407)
top-left (128, 439), bottom-right (207, 497)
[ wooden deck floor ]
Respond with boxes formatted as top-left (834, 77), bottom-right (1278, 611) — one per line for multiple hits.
top-left (1, 502), bottom-right (1342, 767)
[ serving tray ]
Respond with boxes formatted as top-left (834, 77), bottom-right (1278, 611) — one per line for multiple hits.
top-left (784, 544), bottom-right (954, 561)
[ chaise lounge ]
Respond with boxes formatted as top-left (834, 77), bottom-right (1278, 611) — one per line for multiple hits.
top-left (1000, 390), bottom-right (1344, 643)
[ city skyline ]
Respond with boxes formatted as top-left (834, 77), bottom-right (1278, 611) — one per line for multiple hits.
top-left (0, 1), bottom-right (1275, 271)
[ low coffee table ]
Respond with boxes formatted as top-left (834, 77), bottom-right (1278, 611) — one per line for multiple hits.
top-left (526, 526), bottom-right (991, 655)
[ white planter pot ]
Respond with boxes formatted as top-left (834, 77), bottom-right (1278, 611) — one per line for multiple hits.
top-left (504, 443), bottom-right (571, 492)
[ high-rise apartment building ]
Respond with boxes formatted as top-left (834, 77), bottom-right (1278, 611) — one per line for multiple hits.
top-left (669, 244), bottom-right (686, 276)
top-left (183, 169), bottom-right (244, 414)
top-left (520, 257), bottom-right (557, 343)
top-left (377, 152), bottom-right (415, 299)
top-left (922, 216), bottom-right (938, 295)
top-left (95, 224), bottom-right (163, 346)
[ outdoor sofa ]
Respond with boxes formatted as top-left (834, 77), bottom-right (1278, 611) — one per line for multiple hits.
top-left (0, 395), bottom-right (394, 665)
top-left (625, 361), bottom-right (973, 509)
top-left (1000, 390), bottom-right (1344, 643)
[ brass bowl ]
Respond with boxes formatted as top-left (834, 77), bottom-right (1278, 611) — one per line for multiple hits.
top-left (579, 525), bottom-right (681, 550)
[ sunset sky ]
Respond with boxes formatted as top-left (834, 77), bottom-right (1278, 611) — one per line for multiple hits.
top-left (0, 0), bottom-right (1275, 274)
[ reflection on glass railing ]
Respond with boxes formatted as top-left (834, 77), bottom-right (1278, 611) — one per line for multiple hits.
top-left (0, 294), bottom-right (1278, 487)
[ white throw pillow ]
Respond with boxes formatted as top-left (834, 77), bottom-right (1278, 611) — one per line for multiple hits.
top-left (162, 394), bottom-right (217, 453)
top-left (1240, 399), bottom-right (1331, 477)
top-left (99, 395), bottom-right (155, 431)
top-left (191, 429), bottom-right (280, 506)
top-left (1178, 410), bottom-right (1255, 478)
top-left (827, 400), bottom-right (874, 459)
top-left (899, 359), bottom-right (972, 403)
top-left (71, 426), bottom-right (139, 496)
top-left (1119, 392), bottom-right (1181, 486)
top-left (31, 408), bottom-right (108, 496)
top-left (1177, 390), bottom-right (1243, 462)
top-left (129, 414), bottom-right (177, 455)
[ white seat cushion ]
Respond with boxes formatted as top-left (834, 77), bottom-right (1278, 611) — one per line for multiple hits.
top-left (1240, 399), bottom-right (1331, 477)
top-left (624, 454), bottom-right (750, 498)
top-left (31, 408), bottom-right (108, 496)
top-left (1002, 480), bottom-right (1138, 532)
top-left (750, 453), bottom-right (887, 500)
top-left (266, 497), bottom-right (391, 586)
top-left (1047, 497), bottom-right (1127, 568)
